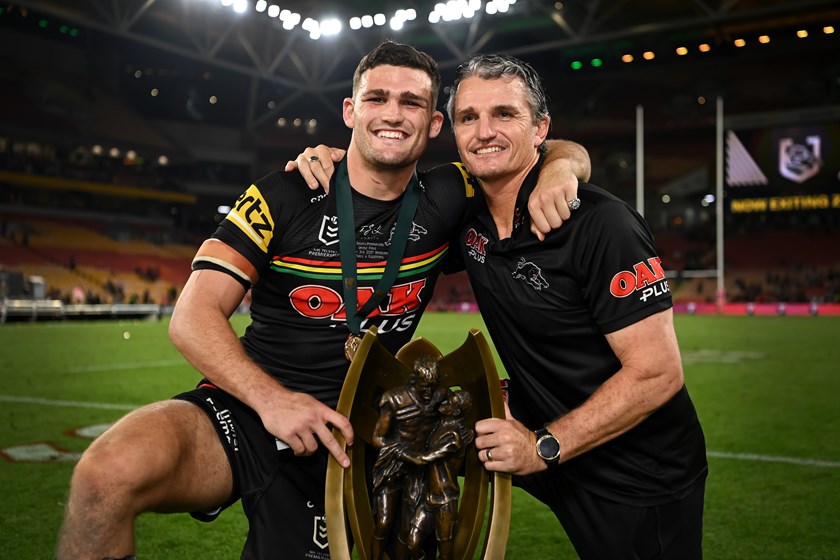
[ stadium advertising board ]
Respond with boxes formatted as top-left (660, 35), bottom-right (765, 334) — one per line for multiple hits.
top-left (726, 120), bottom-right (840, 214)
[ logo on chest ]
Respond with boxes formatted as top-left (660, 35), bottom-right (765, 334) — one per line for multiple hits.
top-left (318, 215), bottom-right (339, 246)
top-left (464, 228), bottom-right (489, 264)
top-left (512, 257), bottom-right (549, 291)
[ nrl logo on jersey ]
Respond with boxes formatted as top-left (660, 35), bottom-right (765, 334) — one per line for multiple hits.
top-left (318, 215), bottom-right (339, 246)
top-left (312, 515), bottom-right (329, 550)
top-left (779, 135), bottom-right (821, 184)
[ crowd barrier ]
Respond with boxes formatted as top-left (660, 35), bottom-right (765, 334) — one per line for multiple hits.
top-left (0, 299), bottom-right (171, 322)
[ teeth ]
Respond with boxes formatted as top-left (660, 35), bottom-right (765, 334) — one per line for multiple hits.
top-left (377, 131), bottom-right (404, 139)
top-left (476, 147), bottom-right (502, 154)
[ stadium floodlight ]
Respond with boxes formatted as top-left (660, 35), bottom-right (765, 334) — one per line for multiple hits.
top-left (390, 17), bottom-right (404, 30)
top-left (374, 13), bottom-right (386, 25)
top-left (486, 2), bottom-right (498, 15)
top-left (255, 0), bottom-right (267, 12)
top-left (362, 15), bottom-right (374, 28)
top-left (221, 0), bottom-right (233, 7)
top-left (232, 0), bottom-right (248, 13)
top-left (321, 18), bottom-right (342, 36)
top-left (267, 4), bottom-right (279, 17)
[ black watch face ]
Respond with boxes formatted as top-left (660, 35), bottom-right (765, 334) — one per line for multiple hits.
top-left (539, 436), bottom-right (560, 460)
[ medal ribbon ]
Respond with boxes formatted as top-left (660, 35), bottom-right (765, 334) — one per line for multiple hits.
top-left (336, 158), bottom-right (422, 337)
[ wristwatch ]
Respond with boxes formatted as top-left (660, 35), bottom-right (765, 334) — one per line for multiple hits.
top-left (535, 427), bottom-right (561, 464)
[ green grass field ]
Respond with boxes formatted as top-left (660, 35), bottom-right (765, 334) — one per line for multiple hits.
top-left (1, 313), bottom-right (839, 558)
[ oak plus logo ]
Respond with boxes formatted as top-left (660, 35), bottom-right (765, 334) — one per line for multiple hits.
top-left (464, 228), bottom-right (489, 263)
top-left (289, 280), bottom-right (426, 334)
top-left (609, 257), bottom-right (670, 302)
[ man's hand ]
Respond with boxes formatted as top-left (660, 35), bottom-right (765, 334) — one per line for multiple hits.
top-left (529, 139), bottom-right (591, 240)
top-left (474, 401), bottom-right (546, 475)
top-left (284, 145), bottom-right (346, 193)
top-left (528, 158), bottom-right (577, 241)
top-left (258, 387), bottom-right (354, 468)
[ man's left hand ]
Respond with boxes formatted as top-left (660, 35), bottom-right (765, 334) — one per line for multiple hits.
top-left (474, 401), bottom-right (547, 475)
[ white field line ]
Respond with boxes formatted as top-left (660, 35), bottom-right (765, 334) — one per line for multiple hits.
top-left (1, 395), bottom-right (839, 469)
top-left (67, 359), bottom-right (186, 373)
top-left (707, 450), bottom-right (840, 468)
top-left (0, 395), bottom-right (138, 411)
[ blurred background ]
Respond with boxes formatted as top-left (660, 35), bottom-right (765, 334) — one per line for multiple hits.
top-left (1, 0), bottom-right (839, 320)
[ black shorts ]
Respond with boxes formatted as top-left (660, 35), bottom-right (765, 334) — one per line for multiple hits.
top-left (515, 470), bottom-right (705, 560)
top-left (174, 382), bottom-right (332, 560)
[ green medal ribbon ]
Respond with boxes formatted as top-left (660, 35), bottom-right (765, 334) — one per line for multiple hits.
top-left (336, 158), bottom-right (422, 338)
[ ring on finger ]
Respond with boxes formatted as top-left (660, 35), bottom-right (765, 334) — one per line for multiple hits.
top-left (309, 155), bottom-right (319, 162)
top-left (487, 448), bottom-right (494, 462)
top-left (567, 197), bottom-right (581, 211)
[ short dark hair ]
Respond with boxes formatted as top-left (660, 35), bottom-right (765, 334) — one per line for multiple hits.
top-left (352, 41), bottom-right (441, 108)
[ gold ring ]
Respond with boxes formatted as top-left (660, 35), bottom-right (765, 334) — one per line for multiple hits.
top-left (487, 448), bottom-right (493, 462)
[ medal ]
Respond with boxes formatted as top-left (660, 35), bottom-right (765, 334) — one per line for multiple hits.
top-left (336, 159), bottom-right (420, 364)
top-left (345, 333), bottom-right (362, 361)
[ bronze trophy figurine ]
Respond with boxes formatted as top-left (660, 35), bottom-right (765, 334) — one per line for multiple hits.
top-left (325, 326), bottom-right (511, 560)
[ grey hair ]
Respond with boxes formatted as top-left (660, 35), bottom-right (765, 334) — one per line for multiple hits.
top-left (445, 53), bottom-right (550, 128)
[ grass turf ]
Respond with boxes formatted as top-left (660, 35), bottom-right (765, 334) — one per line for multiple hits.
top-left (0, 313), bottom-right (838, 558)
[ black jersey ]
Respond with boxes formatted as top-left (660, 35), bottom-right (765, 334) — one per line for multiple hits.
top-left (454, 159), bottom-right (707, 506)
top-left (193, 162), bottom-right (471, 408)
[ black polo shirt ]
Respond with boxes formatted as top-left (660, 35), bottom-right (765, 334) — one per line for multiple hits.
top-left (453, 159), bottom-right (707, 505)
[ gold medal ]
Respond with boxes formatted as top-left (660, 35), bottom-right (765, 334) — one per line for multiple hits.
top-left (345, 333), bottom-right (362, 361)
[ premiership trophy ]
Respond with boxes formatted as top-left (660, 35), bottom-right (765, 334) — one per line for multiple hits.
top-left (325, 326), bottom-right (511, 560)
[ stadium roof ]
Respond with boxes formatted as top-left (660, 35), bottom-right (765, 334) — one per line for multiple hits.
top-left (2, 0), bottom-right (839, 165)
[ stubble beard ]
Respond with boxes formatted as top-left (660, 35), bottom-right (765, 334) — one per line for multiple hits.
top-left (355, 130), bottom-right (423, 172)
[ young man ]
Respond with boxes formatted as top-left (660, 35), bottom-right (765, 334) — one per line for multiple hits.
top-left (451, 54), bottom-right (708, 559)
top-left (55, 42), bottom-right (589, 559)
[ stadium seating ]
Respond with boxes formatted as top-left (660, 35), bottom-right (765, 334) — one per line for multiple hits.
top-left (1, 213), bottom-right (194, 305)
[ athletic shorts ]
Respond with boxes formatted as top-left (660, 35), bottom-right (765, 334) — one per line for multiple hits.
top-left (515, 470), bottom-right (705, 560)
top-left (174, 382), bottom-right (332, 560)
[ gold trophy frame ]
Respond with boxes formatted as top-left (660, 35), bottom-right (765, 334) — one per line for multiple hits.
top-left (325, 326), bottom-right (511, 560)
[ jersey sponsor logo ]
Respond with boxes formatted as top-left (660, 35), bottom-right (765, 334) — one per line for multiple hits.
top-left (227, 184), bottom-right (275, 253)
top-left (318, 215), bottom-right (339, 246)
top-left (609, 257), bottom-right (670, 301)
top-left (512, 257), bottom-right (549, 290)
top-left (464, 228), bottom-right (488, 264)
top-left (289, 280), bottom-right (426, 321)
top-left (204, 397), bottom-right (239, 452)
